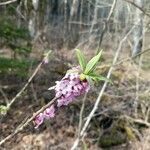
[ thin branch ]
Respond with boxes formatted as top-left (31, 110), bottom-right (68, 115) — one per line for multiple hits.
top-left (145, 107), bottom-right (150, 122)
top-left (0, 97), bottom-right (57, 146)
top-left (16, 0), bottom-right (26, 20)
top-left (71, 25), bottom-right (136, 150)
top-left (125, 115), bottom-right (150, 127)
top-left (134, 15), bottom-right (146, 117)
top-left (0, 87), bottom-right (9, 105)
top-left (107, 0), bottom-right (117, 22)
top-left (78, 93), bottom-right (87, 136)
top-left (30, 82), bottom-right (38, 102)
top-left (0, 0), bottom-right (17, 6)
top-left (115, 48), bottom-right (150, 66)
top-left (6, 50), bottom-right (52, 114)
top-left (123, 0), bottom-right (150, 18)
top-left (97, 0), bottom-right (117, 54)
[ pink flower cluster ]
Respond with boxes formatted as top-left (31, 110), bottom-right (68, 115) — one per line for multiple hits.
top-left (34, 67), bottom-right (90, 128)
top-left (55, 72), bottom-right (90, 107)
top-left (34, 105), bottom-right (55, 128)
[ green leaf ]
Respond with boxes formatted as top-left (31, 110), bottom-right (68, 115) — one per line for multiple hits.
top-left (88, 73), bottom-right (112, 83)
top-left (76, 49), bottom-right (86, 71)
top-left (84, 50), bottom-right (102, 74)
top-left (85, 75), bottom-right (94, 87)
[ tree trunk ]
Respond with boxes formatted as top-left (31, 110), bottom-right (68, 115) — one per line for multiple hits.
top-left (89, 0), bottom-right (99, 34)
top-left (69, 0), bottom-right (79, 30)
top-left (132, 0), bottom-right (144, 56)
top-left (63, 0), bottom-right (68, 46)
top-left (28, 0), bottom-right (39, 38)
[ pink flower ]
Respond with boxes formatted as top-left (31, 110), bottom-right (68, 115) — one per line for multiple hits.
top-left (34, 105), bottom-right (56, 128)
top-left (43, 57), bottom-right (49, 64)
top-left (34, 66), bottom-right (90, 128)
top-left (54, 67), bottom-right (90, 107)
top-left (43, 105), bottom-right (55, 119)
top-left (34, 113), bottom-right (44, 128)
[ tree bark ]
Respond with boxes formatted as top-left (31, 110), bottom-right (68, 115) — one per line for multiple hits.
top-left (69, 0), bottom-right (79, 30)
top-left (132, 0), bottom-right (144, 56)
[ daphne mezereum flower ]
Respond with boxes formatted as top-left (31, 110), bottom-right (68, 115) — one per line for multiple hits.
top-left (34, 67), bottom-right (90, 128)
top-left (34, 113), bottom-right (44, 128)
top-left (43, 105), bottom-right (55, 119)
top-left (43, 57), bottom-right (49, 64)
top-left (34, 105), bottom-right (55, 128)
top-left (54, 67), bottom-right (90, 107)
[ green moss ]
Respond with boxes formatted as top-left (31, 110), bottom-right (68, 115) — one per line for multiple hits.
top-left (99, 128), bottom-right (127, 148)
top-left (124, 126), bottom-right (136, 140)
top-left (98, 118), bottom-right (137, 148)
top-left (97, 115), bottom-right (140, 148)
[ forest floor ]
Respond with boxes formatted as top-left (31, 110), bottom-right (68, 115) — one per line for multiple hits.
top-left (0, 49), bottom-right (150, 150)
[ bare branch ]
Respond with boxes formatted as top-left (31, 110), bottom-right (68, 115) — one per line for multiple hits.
top-left (0, 87), bottom-right (9, 105)
top-left (78, 93), bottom-right (87, 136)
top-left (125, 115), bottom-right (150, 127)
top-left (0, 0), bottom-right (17, 6)
top-left (123, 0), bottom-right (150, 18)
top-left (97, 0), bottom-right (117, 54)
top-left (115, 48), bottom-right (150, 66)
top-left (0, 97), bottom-right (57, 146)
top-left (5, 50), bottom-right (52, 114)
top-left (71, 25), bottom-right (136, 150)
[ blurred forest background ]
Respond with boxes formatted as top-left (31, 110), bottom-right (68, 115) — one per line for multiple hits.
top-left (0, 0), bottom-right (150, 149)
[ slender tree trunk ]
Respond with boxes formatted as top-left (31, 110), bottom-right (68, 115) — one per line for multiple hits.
top-left (28, 0), bottom-right (39, 38)
top-left (88, 0), bottom-right (99, 46)
top-left (89, 0), bottom-right (99, 34)
top-left (132, 0), bottom-right (144, 56)
top-left (45, 0), bottom-right (50, 24)
top-left (63, 0), bottom-right (68, 46)
top-left (79, 0), bottom-right (83, 30)
top-left (32, 0), bottom-right (39, 11)
top-left (87, 1), bottom-right (91, 23)
top-left (69, 0), bottom-right (79, 30)
top-left (68, 0), bottom-right (79, 47)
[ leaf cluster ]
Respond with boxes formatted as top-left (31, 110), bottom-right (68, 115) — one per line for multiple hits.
top-left (76, 49), bottom-right (110, 84)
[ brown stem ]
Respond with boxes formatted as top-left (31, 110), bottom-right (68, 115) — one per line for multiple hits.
top-left (0, 97), bottom-right (57, 146)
